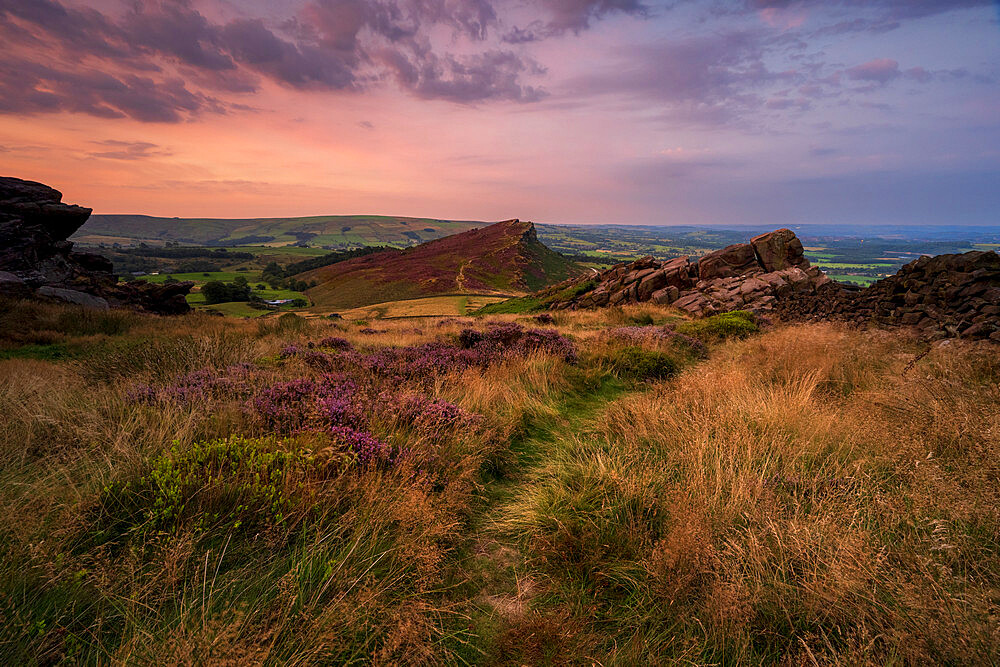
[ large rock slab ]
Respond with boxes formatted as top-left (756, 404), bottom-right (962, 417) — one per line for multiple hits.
top-left (37, 286), bottom-right (109, 309)
top-left (751, 228), bottom-right (809, 272)
top-left (698, 243), bottom-right (758, 280)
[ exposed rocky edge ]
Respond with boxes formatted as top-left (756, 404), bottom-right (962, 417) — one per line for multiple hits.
top-left (0, 176), bottom-right (192, 314)
top-left (775, 250), bottom-right (1000, 342)
top-left (545, 228), bottom-right (831, 317)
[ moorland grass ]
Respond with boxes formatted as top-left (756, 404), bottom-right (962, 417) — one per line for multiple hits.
top-left (0, 299), bottom-right (997, 664)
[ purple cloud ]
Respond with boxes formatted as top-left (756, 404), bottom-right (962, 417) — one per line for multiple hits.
top-left (87, 140), bottom-right (172, 160)
top-left (0, 0), bottom-right (557, 120)
top-left (503, 0), bottom-right (648, 42)
top-left (846, 58), bottom-right (900, 84)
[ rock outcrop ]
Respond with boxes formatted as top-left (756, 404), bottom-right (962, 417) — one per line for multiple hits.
top-left (538, 226), bottom-right (999, 342)
top-left (776, 250), bottom-right (1000, 342)
top-left (547, 228), bottom-right (831, 317)
top-left (0, 176), bottom-right (192, 313)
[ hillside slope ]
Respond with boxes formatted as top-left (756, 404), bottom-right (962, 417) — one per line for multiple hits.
top-left (74, 214), bottom-right (486, 247)
top-left (300, 219), bottom-right (582, 310)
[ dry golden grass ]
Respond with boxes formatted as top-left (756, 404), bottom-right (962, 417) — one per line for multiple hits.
top-left (1, 299), bottom-right (997, 665)
top-left (503, 323), bottom-right (999, 663)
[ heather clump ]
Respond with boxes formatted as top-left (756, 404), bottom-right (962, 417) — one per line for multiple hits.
top-left (129, 363), bottom-right (254, 404)
top-left (458, 323), bottom-right (578, 363)
top-left (330, 425), bottom-right (394, 467)
top-left (252, 375), bottom-right (361, 430)
top-left (279, 343), bottom-right (302, 358)
top-left (381, 392), bottom-right (482, 433)
top-left (317, 336), bottom-right (353, 351)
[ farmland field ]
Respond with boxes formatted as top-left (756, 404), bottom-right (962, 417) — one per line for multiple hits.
top-left (334, 294), bottom-right (510, 320)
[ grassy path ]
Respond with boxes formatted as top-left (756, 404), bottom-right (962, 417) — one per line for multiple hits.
top-left (451, 379), bottom-right (632, 663)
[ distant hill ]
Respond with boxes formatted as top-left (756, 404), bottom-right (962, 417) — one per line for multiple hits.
top-left (300, 219), bottom-right (583, 310)
top-left (73, 214), bottom-right (487, 247)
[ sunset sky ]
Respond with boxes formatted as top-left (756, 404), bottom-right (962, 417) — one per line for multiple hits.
top-left (1, 0), bottom-right (998, 225)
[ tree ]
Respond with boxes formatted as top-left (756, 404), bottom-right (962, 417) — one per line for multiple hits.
top-left (290, 298), bottom-right (308, 308)
top-left (201, 281), bottom-right (230, 304)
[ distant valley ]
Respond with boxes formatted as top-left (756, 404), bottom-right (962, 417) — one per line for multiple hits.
top-left (72, 213), bottom-right (999, 317)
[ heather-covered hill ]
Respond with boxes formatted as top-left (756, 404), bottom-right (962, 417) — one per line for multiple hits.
top-left (300, 218), bottom-right (583, 310)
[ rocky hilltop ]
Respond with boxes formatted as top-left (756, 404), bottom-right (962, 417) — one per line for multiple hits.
top-left (539, 228), bottom-right (1000, 341)
top-left (302, 218), bottom-right (582, 311)
top-left (0, 177), bottom-right (192, 313)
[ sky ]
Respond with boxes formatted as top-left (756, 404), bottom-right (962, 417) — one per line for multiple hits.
top-left (0, 0), bottom-right (998, 226)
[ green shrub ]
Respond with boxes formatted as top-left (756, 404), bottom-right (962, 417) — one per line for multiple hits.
top-left (87, 437), bottom-right (350, 548)
top-left (604, 346), bottom-right (679, 381)
top-left (676, 310), bottom-right (758, 342)
top-left (0, 343), bottom-right (72, 361)
top-left (256, 312), bottom-right (310, 337)
top-left (626, 312), bottom-right (655, 326)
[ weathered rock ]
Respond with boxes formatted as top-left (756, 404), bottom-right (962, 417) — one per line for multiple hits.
top-left (650, 285), bottom-right (680, 304)
top-left (528, 228), bottom-right (826, 316)
top-left (775, 249), bottom-right (1000, 341)
top-left (520, 226), bottom-right (997, 343)
top-left (0, 176), bottom-right (192, 313)
top-left (751, 228), bottom-right (809, 272)
top-left (698, 243), bottom-right (758, 280)
top-left (105, 280), bottom-right (196, 316)
top-left (37, 286), bottom-right (109, 309)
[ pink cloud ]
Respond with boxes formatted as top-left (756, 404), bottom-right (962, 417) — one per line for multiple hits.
top-left (846, 58), bottom-right (900, 84)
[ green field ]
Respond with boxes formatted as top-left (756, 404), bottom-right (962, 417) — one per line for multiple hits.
top-left (334, 294), bottom-right (509, 320)
top-left (76, 214), bottom-right (487, 248)
top-left (136, 271), bottom-right (309, 314)
top-left (827, 274), bottom-right (878, 286)
top-left (139, 271), bottom-right (248, 284)
top-left (812, 262), bottom-right (896, 269)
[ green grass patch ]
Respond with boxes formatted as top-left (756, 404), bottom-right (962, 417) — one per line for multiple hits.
top-left (198, 301), bottom-right (269, 318)
top-left (676, 310), bottom-right (759, 342)
top-left (476, 280), bottom-right (598, 315)
top-left (137, 271), bottom-right (248, 284)
top-left (85, 436), bottom-right (344, 549)
top-left (828, 274), bottom-right (878, 286)
top-left (476, 296), bottom-right (545, 315)
top-left (602, 346), bottom-right (680, 382)
top-left (0, 343), bottom-right (73, 361)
